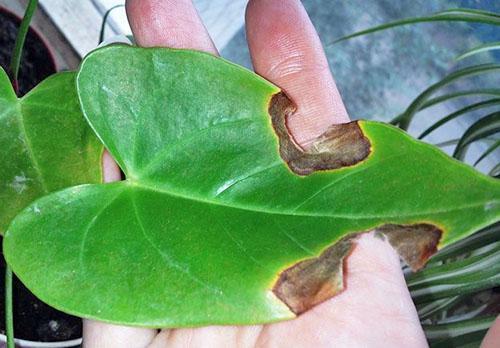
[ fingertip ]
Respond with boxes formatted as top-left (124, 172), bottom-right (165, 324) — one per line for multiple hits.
top-left (126, 0), bottom-right (218, 54)
top-left (245, 0), bottom-right (349, 147)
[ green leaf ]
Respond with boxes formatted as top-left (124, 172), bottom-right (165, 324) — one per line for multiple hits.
top-left (4, 46), bottom-right (500, 327)
top-left (333, 8), bottom-right (500, 44)
top-left (417, 296), bottom-right (460, 320)
top-left (474, 139), bottom-right (500, 166)
top-left (0, 67), bottom-right (103, 234)
top-left (427, 222), bottom-right (499, 264)
top-left (408, 243), bottom-right (500, 304)
top-left (456, 41), bottom-right (500, 61)
top-left (390, 89), bottom-right (500, 125)
top-left (424, 316), bottom-right (495, 346)
top-left (489, 163), bottom-right (500, 177)
top-left (399, 64), bottom-right (500, 130)
top-left (453, 111), bottom-right (500, 159)
top-left (435, 138), bottom-right (461, 148)
top-left (418, 98), bottom-right (500, 139)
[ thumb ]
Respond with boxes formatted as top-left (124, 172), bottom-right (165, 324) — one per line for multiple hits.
top-left (257, 232), bottom-right (428, 347)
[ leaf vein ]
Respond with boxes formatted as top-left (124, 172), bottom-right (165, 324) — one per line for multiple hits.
top-left (78, 189), bottom-right (124, 271)
top-left (139, 118), bottom-right (255, 177)
top-left (130, 190), bottom-right (222, 295)
top-left (293, 153), bottom-right (408, 212)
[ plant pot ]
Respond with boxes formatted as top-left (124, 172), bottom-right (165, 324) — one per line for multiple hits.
top-left (0, 6), bottom-right (82, 347)
top-left (0, 238), bottom-right (82, 347)
top-left (0, 5), bottom-right (56, 95)
top-left (0, 335), bottom-right (81, 348)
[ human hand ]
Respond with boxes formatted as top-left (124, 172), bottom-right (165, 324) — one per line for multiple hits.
top-left (83, 1), bottom-right (498, 347)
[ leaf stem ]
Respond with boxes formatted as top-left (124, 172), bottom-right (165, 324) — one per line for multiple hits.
top-left (8, 0), bottom-right (39, 95)
top-left (5, 266), bottom-right (14, 348)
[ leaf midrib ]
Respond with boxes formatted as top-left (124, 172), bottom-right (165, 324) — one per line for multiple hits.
top-left (126, 180), bottom-right (496, 220)
top-left (15, 101), bottom-right (49, 193)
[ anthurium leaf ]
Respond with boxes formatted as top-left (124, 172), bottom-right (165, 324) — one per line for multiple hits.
top-left (4, 45), bottom-right (500, 327)
top-left (0, 67), bottom-right (103, 234)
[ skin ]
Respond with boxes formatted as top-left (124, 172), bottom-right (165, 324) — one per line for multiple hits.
top-left (83, 1), bottom-right (500, 347)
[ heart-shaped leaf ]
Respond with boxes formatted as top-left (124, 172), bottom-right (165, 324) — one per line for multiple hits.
top-left (4, 45), bottom-right (499, 327)
top-left (0, 68), bottom-right (103, 233)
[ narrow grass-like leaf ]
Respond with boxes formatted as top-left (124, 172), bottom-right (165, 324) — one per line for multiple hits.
top-left (417, 296), bottom-right (460, 320)
top-left (408, 243), bottom-right (500, 287)
top-left (400, 64), bottom-right (500, 130)
top-left (456, 41), bottom-right (500, 61)
top-left (390, 89), bottom-right (500, 126)
top-left (427, 223), bottom-right (499, 264)
top-left (453, 111), bottom-right (500, 159)
top-left (419, 98), bottom-right (500, 139)
top-left (418, 89), bottom-right (500, 110)
top-left (489, 163), bottom-right (500, 177)
top-left (474, 140), bottom-right (500, 166)
top-left (333, 9), bottom-right (500, 44)
top-left (438, 8), bottom-right (500, 17)
top-left (424, 316), bottom-right (495, 345)
top-left (435, 138), bottom-right (461, 148)
top-left (408, 245), bottom-right (500, 304)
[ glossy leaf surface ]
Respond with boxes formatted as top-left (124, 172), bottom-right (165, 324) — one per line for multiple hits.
top-left (0, 68), bottom-right (103, 233)
top-left (4, 45), bottom-right (500, 327)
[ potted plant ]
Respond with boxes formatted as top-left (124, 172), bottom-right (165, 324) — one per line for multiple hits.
top-left (0, 1), bottom-right (102, 347)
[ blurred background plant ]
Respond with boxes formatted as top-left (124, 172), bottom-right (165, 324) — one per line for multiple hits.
top-left (334, 8), bottom-right (499, 347)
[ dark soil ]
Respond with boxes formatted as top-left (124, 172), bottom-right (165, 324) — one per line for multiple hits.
top-left (0, 8), bottom-right (82, 342)
top-left (0, 8), bottom-right (56, 96)
top-left (0, 237), bottom-right (82, 342)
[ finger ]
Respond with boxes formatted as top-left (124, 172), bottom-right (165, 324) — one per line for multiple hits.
top-left (126, 0), bottom-right (217, 54)
top-left (82, 320), bottom-right (157, 348)
top-left (481, 315), bottom-right (500, 348)
top-left (246, 0), bottom-right (349, 148)
top-left (102, 150), bottom-right (121, 182)
top-left (258, 233), bottom-right (427, 347)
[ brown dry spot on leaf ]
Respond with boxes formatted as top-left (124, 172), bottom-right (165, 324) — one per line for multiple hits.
top-left (376, 223), bottom-right (442, 271)
top-left (272, 234), bottom-right (356, 315)
top-left (272, 224), bottom-right (442, 315)
top-left (268, 92), bottom-right (371, 175)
